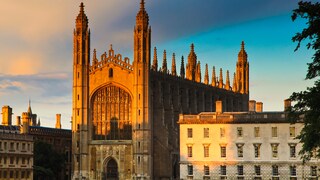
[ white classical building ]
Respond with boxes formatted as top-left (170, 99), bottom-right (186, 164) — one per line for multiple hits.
top-left (179, 101), bottom-right (319, 180)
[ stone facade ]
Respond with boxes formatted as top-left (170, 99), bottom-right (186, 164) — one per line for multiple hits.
top-left (72, 1), bottom-right (249, 179)
top-left (179, 107), bottom-right (319, 179)
top-left (0, 127), bottom-right (34, 180)
top-left (1, 104), bottom-right (72, 180)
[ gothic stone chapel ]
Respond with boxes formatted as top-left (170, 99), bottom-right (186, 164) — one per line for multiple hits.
top-left (72, 1), bottom-right (249, 179)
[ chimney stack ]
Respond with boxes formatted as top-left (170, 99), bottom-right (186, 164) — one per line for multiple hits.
top-left (56, 114), bottom-right (62, 129)
top-left (284, 99), bottom-right (291, 112)
top-left (256, 102), bottom-right (263, 112)
top-left (21, 112), bottom-right (30, 134)
top-left (249, 100), bottom-right (256, 112)
top-left (216, 100), bottom-right (223, 114)
top-left (16, 116), bottom-right (21, 126)
top-left (2, 105), bottom-right (13, 126)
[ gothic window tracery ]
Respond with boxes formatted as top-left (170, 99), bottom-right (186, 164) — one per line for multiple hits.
top-left (91, 86), bottom-right (132, 140)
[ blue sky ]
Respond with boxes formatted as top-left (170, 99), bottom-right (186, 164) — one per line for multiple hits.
top-left (0, 0), bottom-right (314, 129)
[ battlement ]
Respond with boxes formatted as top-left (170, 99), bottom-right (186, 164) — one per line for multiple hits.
top-left (90, 45), bottom-right (133, 74)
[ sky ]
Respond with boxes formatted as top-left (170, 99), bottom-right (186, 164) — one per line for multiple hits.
top-left (0, 0), bottom-right (315, 129)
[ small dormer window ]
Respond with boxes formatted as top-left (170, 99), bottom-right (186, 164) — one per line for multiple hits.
top-left (109, 68), bottom-right (113, 78)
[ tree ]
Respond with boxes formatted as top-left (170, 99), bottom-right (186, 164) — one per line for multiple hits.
top-left (289, 1), bottom-right (320, 161)
top-left (33, 141), bottom-right (66, 180)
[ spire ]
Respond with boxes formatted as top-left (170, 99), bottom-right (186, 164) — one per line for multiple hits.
top-left (171, 53), bottom-right (177, 76)
top-left (136, 0), bottom-right (149, 27)
top-left (218, 68), bottom-right (224, 88)
top-left (162, 50), bottom-right (168, 73)
top-left (225, 70), bottom-right (230, 90)
top-left (180, 56), bottom-right (185, 78)
top-left (92, 49), bottom-right (98, 66)
top-left (204, 64), bottom-right (209, 85)
top-left (186, 43), bottom-right (197, 81)
top-left (76, 2), bottom-right (88, 29)
top-left (211, 66), bottom-right (216, 87)
top-left (27, 99), bottom-right (32, 115)
top-left (195, 61), bottom-right (201, 83)
top-left (236, 41), bottom-right (249, 94)
top-left (238, 41), bottom-right (247, 62)
top-left (152, 47), bottom-right (158, 71)
top-left (233, 72), bottom-right (237, 92)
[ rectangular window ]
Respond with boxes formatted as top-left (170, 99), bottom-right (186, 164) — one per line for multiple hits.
top-left (254, 144), bottom-right (261, 158)
top-left (187, 128), bottom-right (193, 138)
top-left (290, 127), bottom-right (295, 137)
top-left (204, 165), bottom-right (210, 176)
top-left (220, 127), bottom-right (225, 138)
top-left (254, 127), bottom-right (260, 137)
top-left (220, 146), bottom-right (226, 158)
top-left (237, 165), bottom-right (244, 175)
top-left (187, 146), bottom-right (192, 157)
top-left (271, 144), bottom-right (279, 158)
top-left (204, 146), bottom-right (209, 157)
top-left (255, 165), bottom-right (261, 175)
top-left (10, 157), bottom-right (14, 164)
top-left (272, 127), bottom-right (278, 137)
top-left (236, 144), bottom-right (244, 158)
top-left (311, 166), bottom-right (317, 176)
top-left (272, 165), bottom-right (279, 176)
top-left (289, 144), bottom-right (296, 158)
top-left (237, 127), bottom-right (243, 137)
top-left (10, 142), bottom-right (14, 150)
top-left (290, 166), bottom-right (297, 176)
top-left (204, 128), bottom-right (209, 138)
top-left (188, 165), bottom-right (193, 176)
top-left (220, 165), bottom-right (227, 175)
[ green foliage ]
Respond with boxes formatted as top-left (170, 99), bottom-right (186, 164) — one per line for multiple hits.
top-left (33, 141), bottom-right (65, 180)
top-left (290, 1), bottom-right (320, 161)
top-left (292, 1), bottom-right (320, 79)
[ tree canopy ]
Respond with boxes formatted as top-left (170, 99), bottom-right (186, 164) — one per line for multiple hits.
top-left (33, 141), bottom-right (66, 180)
top-left (289, 1), bottom-right (320, 161)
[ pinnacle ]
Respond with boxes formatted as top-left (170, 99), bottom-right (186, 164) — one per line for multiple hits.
top-left (241, 41), bottom-right (245, 51)
top-left (140, 0), bottom-right (145, 10)
top-left (191, 43), bottom-right (194, 52)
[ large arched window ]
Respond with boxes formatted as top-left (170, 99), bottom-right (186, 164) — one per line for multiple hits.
top-left (91, 86), bottom-right (132, 140)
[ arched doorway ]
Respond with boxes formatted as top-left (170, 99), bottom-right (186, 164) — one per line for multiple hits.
top-left (103, 158), bottom-right (118, 180)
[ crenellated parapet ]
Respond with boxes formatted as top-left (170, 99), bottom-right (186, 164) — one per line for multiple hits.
top-left (90, 44), bottom-right (133, 73)
top-left (151, 42), bottom-right (248, 93)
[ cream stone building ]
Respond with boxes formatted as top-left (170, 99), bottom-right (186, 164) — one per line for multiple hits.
top-left (179, 101), bottom-right (319, 180)
top-left (0, 126), bottom-right (34, 180)
top-left (1, 104), bottom-right (72, 180)
top-left (72, 1), bottom-right (250, 179)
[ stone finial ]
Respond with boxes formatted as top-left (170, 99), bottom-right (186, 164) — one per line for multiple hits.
top-left (195, 61), bottom-right (201, 83)
top-left (204, 64), bottom-right (209, 85)
top-left (225, 70), bottom-right (230, 90)
top-left (238, 40), bottom-right (247, 60)
top-left (171, 53), bottom-right (177, 76)
top-left (232, 72), bottom-right (237, 92)
top-left (180, 56), bottom-right (185, 78)
top-left (218, 68), bottom-right (224, 88)
top-left (76, 2), bottom-right (88, 26)
top-left (152, 47), bottom-right (158, 71)
top-left (211, 66), bottom-right (216, 87)
top-left (162, 50), bottom-right (168, 73)
top-left (140, 0), bottom-right (145, 10)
